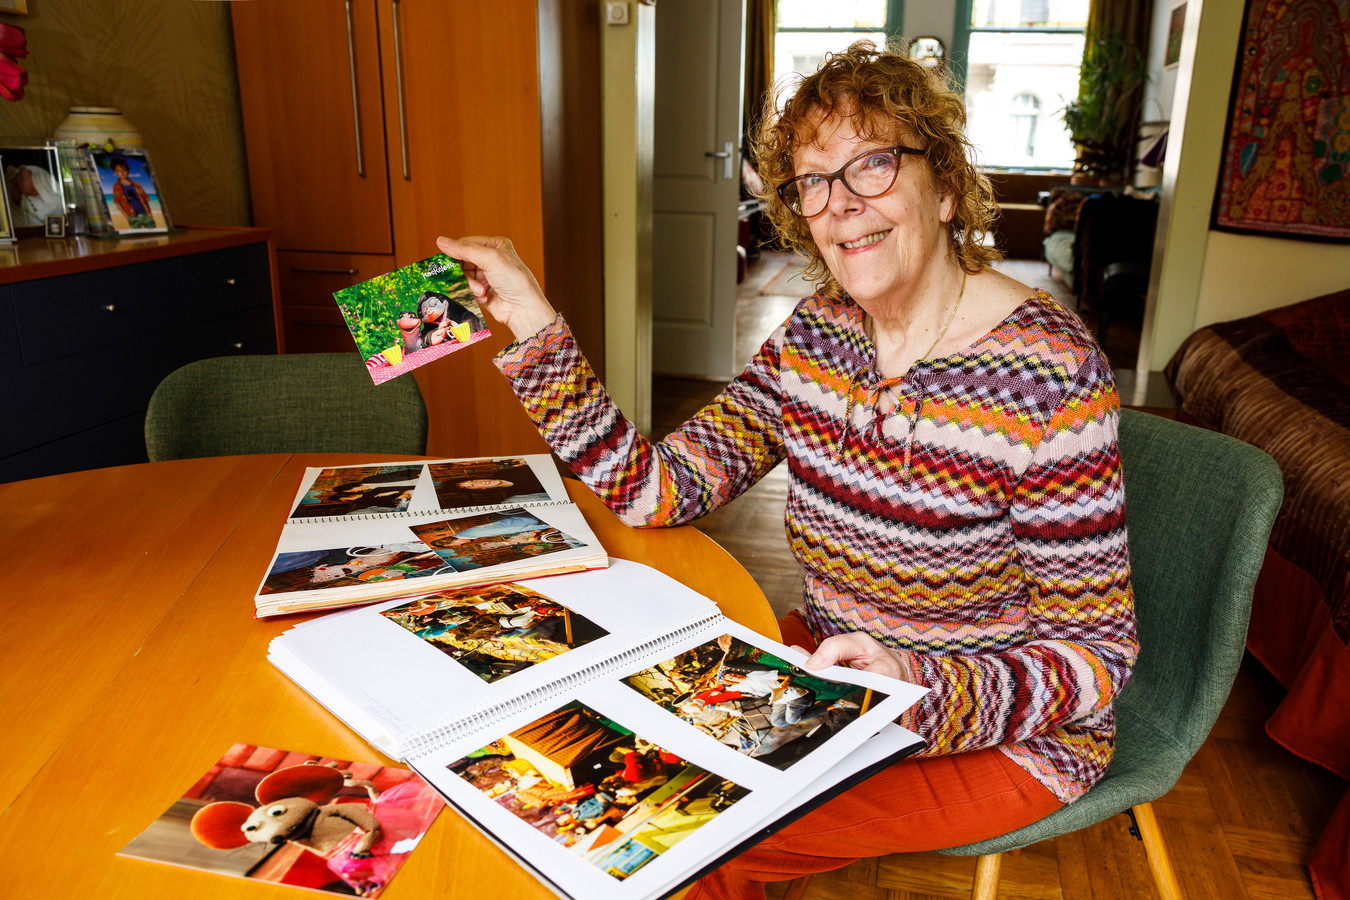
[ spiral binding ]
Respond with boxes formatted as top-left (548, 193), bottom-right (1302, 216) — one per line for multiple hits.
top-left (285, 498), bottom-right (573, 526)
top-left (393, 611), bottom-right (724, 761)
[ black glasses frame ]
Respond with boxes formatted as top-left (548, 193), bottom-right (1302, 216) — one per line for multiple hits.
top-left (777, 145), bottom-right (926, 217)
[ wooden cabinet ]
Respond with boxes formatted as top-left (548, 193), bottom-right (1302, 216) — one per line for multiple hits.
top-left (231, 0), bottom-right (558, 458)
top-left (0, 228), bottom-right (278, 483)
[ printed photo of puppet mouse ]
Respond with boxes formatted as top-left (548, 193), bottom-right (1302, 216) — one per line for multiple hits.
top-left (119, 745), bottom-right (444, 898)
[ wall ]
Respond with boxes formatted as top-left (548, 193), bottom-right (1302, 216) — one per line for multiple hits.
top-left (0, 0), bottom-right (249, 227)
top-left (1141, 0), bottom-right (1350, 371)
top-left (600, 0), bottom-right (654, 432)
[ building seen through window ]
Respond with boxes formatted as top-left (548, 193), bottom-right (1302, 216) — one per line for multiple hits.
top-left (961, 0), bottom-right (1087, 169)
top-left (772, 0), bottom-right (890, 99)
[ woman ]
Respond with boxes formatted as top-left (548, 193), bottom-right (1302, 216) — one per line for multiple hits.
top-left (440, 41), bottom-right (1135, 900)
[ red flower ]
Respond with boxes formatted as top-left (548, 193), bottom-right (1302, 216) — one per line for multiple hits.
top-left (0, 23), bottom-right (28, 102)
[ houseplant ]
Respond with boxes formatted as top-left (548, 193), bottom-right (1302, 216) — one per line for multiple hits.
top-left (1062, 31), bottom-right (1147, 185)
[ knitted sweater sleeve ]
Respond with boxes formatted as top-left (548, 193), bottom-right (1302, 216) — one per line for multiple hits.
top-left (494, 315), bottom-right (786, 526)
top-left (896, 352), bottom-right (1138, 755)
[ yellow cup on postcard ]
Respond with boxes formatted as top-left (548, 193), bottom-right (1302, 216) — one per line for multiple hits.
top-left (450, 321), bottom-right (472, 343)
top-left (381, 345), bottom-right (403, 366)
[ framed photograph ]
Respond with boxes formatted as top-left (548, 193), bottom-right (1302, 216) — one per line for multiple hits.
top-left (1165, 3), bottom-right (1186, 68)
top-left (44, 213), bottom-right (64, 237)
top-left (1, 142), bottom-right (66, 235)
top-left (0, 156), bottom-right (13, 243)
top-left (86, 146), bottom-right (170, 234)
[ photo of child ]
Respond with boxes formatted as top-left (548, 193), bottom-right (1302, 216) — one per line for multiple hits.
top-left (259, 541), bottom-right (448, 595)
top-left (623, 635), bottom-right (877, 770)
top-left (410, 507), bottom-right (585, 572)
top-left (447, 702), bottom-right (748, 881)
top-left (426, 457), bottom-right (548, 511)
top-left (333, 254), bottom-right (490, 385)
top-left (87, 147), bottom-right (169, 233)
top-left (380, 582), bottom-right (609, 683)
top-left (290, 464), bottom-right (423, 518)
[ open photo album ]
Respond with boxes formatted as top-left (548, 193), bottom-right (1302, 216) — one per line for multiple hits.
top-left (255, 455), bottom-right (607, 617)
top-left (268, 560), bottom-right (928, 900)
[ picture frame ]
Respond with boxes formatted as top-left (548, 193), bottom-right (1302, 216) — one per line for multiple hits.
top-left (1165, 3), bottom-right (1186, 69)
top-left (1, 141), bottom-right (68, 236)
top-left (0, 0), bottom-right (29, 15)
top-left (44, 213), bottom-right (64, 237)
top-left (85, 146), bottom-right (171, 235)
top-left (0, 154), bottom-right (13, 243)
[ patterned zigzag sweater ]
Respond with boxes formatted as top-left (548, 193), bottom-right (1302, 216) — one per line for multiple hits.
top-left (495, 291), bottom-right (1137, 803)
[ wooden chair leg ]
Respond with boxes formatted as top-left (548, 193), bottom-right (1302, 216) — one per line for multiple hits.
top-left (1133, 803), bottom-right (1184, 900)
top-left (782, 874), bottom-right (814, 900)
top-left (971, 853), bottom-right (1002, 900)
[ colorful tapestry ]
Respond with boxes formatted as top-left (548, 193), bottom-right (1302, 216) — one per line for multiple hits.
top-left (1212, 0), bottom-right (1350, 241)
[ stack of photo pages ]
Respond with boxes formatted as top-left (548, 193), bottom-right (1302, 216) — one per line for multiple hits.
top-left (268, 560), bottom-right (929, 900)
top-left (255, 455), bottom-right (607, 617)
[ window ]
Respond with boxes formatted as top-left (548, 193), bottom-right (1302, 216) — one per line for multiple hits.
top-left (955, 0), bottom-right (1088, 169)
top-left (773, 0), bottom-right (902, 97)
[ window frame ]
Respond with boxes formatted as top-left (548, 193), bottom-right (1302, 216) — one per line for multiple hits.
top-left (773, 0), bottom-right (907, 51)
top-left (950, 0), bottom-right (1087, 170)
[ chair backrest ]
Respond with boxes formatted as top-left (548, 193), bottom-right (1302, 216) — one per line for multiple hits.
top-left (145, 354), bottom-right (429, 461)
top-left (1111, 409), bottom-right (1282, 786)
top-left (944, 410), bottom-right (1283, 856)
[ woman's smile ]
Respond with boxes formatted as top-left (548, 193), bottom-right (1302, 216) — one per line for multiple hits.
top-left (839, 229), bottom-right (891, 251)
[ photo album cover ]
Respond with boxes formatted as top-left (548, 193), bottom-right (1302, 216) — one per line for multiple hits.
top-left (118, 743), bottom-right (444, 898)
top-left (333, 253), bottom-right (490, 385)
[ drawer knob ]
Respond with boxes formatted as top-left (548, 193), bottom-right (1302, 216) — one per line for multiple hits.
top-left (231, 341), bottom-right (244, 350)
top-left (101, 303), bottom-right (117, 313)
top-left (223, 277), bottom-right (238, 286)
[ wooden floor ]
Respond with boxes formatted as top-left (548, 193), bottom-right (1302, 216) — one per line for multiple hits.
top-left (647, 253), bottom-right (1347, 900)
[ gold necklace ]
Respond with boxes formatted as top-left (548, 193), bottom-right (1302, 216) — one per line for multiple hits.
top-left (918, 270), bottom-right (966, 363)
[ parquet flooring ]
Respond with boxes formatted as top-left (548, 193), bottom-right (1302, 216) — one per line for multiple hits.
top-left (645, 253), bottom-right (1347, 900)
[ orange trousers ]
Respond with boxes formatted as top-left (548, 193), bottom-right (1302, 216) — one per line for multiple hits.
top-left (685, 612), bottom-right (1063, 900)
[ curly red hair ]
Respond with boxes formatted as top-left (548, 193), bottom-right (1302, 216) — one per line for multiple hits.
top-left (751, 41), bottom-right (1001, 302)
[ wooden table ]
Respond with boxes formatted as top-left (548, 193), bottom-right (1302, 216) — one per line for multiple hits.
top-left (0, 455), bottom-right (779, 898)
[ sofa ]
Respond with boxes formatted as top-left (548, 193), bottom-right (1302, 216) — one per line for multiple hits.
top-left (1165, 287), bottom-right (1350, 900)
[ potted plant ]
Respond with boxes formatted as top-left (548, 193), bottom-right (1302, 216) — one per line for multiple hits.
top-left (1062, 31), bottom-right (1147, 185)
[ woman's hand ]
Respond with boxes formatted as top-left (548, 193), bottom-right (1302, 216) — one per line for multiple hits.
top-left (802, 632), bottom-right (917, 683)
top-left (436, 235), bottom-right (558, 342)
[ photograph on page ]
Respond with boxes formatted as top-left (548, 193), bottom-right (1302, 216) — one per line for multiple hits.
top-left (444, 701), bottom-right (749, 882)
top-left (378, 582), bottom-right (611, 684)
top-left (289, 464), bottom-right (424, 519)
top-left (410, 507), bottom-right (588, 572)
top-left (622, 633), bottom-right (885, 770)
top-left (426, 457), bottom-right (551, 511)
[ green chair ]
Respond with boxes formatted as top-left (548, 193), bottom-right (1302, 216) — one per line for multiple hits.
top-left (145, 354), bottom-right (429, 461)
top-left (785, 409), bottom-right (1284, 900)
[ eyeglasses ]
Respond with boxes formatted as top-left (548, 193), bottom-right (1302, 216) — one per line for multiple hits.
top-left (777, 145), bottom-right (925, 218)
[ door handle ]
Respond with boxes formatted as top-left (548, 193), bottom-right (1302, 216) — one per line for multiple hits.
top-left (705, 141), bottom-right (735, 181)
top-left (391, 0), bottom-right (411, 180)
top-left (344, 0), bottom-right (365, 177)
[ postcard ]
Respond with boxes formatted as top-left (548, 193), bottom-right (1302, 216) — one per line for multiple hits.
top-left (333, 253), bottom-right (490, 385)
top-left (118, 743), bottom-right (444, 897)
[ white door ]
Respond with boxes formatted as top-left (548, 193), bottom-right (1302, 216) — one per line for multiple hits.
top-left (652, 0), bottom-right (745, 380)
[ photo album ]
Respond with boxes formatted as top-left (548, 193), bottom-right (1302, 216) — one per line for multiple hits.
top-left (332, 252), bottom-right (491, 385)
top-left (255, 454), bottom-right (607, 617)
top-left (268, 560), bottom-right (929, 900)
top-left (118, 743), bottom-right (445, 898)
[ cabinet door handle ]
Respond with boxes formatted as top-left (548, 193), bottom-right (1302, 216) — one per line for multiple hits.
top-left (345, 0), bottom-right (367, 178)
top-left (222, 277), bottom-right (238, 286)
top-left (231, 341), bottom-right (245, 350)
top-left (101, 303), bottom-right (117, 313)
top-left (290, 266), bottom-right (359, 275)
top-left (391, 0), bottom-right (411, 180)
